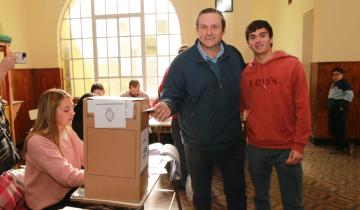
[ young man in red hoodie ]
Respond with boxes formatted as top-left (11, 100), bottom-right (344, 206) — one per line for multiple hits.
top-left (240, 20), bottom-right (311, 210)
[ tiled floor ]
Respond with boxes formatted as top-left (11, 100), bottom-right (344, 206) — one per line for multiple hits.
top-left (144, 143), bottom-right (360, 210)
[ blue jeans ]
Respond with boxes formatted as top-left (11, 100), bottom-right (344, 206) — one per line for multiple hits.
top-left (247, 145), bottom-right (303, 210)
top-left (185, 143), bottom-right (247, 210)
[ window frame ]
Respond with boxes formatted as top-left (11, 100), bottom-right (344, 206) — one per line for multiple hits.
top-left (60, 0), bottom-right (181, 97)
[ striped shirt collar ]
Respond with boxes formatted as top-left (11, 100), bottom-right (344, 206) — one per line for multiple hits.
top-left (197, 41), bottom-right (224, 63)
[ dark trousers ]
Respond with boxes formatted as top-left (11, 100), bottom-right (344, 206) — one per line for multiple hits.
top-left (247, 145), bottom-right (303, 210)
top-left (172, 119), bottom-right (188, 189)
top-left (328, 106), bottom-right (349, 150)
top-left (43, 187), bottom-right (78, 210)
top-left (185, 143), bottom-right (247, 210)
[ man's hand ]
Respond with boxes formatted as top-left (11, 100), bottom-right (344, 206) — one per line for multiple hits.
top-left (0, 52), bottom-right (16, 70)
top-left (286, 150), bottom-right (304, 165)
top-left (151, 102), bottom-right (172, 121)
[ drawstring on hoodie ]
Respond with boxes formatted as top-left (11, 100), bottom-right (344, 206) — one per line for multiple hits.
top-left (250, 50), bottom-right (293, 90)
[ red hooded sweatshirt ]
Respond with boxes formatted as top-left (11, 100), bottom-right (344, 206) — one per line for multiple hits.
top-left (240, 51), bottom-right (311, 153)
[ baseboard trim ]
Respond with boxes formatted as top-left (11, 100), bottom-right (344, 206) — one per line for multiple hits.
top-left (310, 137), bottom-right (360, 145)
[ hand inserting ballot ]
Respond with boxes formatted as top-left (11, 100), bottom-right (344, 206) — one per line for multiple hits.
top-left (151, 102), bottom-right (172, 121)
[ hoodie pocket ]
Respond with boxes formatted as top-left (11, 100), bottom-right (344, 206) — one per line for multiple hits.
top-left (247, 113), bottom-right (292, 142)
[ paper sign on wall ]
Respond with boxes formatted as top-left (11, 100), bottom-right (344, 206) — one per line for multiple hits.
top-left (93, 101), bottom-right (126, 128)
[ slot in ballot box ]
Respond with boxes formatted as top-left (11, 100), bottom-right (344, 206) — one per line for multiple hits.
top-left (83, 97), bottom-right (150, 203)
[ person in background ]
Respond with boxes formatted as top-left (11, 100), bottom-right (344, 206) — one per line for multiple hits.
top-left (152, 8), bottom-right (247, 210)
top-left (24, 89), bottom-right (84, 210)
top-left (121, 79), bottom-right (149, 99)
top-left (241, 20), bottom-right (311, 210)
top-left (328, 67), bottom-right (354, 154)
top-left (0, 53), bottom-right (19, 173)
top-left (90, 82), bottom-right (105, 96)
top-left (158, 44), bottom-right (190, 190)
top-left (0, 52), bottom-right (16, 81)
top-left (72, 93), bottom-right (95, 140)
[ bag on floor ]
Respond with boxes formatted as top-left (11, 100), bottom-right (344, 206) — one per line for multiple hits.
top-left (0, 170), bottom-right (27, 210)
top-left (0, 103), bottom-right (20, 174)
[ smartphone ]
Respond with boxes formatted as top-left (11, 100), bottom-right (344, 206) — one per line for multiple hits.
top-left (14, 52), bottom-right (27, 64)
top-left (143, 108), bottom-right (155, 113)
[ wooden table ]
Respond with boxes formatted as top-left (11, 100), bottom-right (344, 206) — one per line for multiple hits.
top-left (69, 157), bottom-right (179, 210)
top-left (69, 173), bottom-right (160, 209)
top-left (149, 117), bottom-right (172, 142)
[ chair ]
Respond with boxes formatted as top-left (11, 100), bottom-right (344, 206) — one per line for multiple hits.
top-left (150, 143), bottom-right (183, 210)
top-left (0, 168), bottom-right (27, 209)
top-left (28, 109), bottom-right (38, 121)
top-left (164, 159), bottom-right (183, 210)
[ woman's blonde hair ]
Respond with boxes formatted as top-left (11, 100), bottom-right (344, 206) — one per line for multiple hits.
top-left (24, 89), bottom-right (72, 155)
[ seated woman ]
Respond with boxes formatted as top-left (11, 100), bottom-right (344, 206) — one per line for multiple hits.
top-left (23, 89), bottom-right (84, 210)
top-left (72, 93), bottom-right (95, 140)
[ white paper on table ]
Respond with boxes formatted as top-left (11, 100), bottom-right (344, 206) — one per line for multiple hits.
top-left (87, 97), bottom-right (134, 119)
top-left (140, 127), bottom-right (149, 173)
top-left (93, 101), bottom-right (126, 128)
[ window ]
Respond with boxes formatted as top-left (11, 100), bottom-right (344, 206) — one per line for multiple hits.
top-left (60, 0), bottom-right (181, 97)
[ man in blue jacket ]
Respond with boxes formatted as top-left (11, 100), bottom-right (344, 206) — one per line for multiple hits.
top-left (152, 8), bottom-right (246, 210)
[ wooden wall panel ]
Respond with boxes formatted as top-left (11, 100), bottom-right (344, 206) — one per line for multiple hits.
top-left (311, 62), bottom-right (360, 143)
top-left (33, 68), bottom-right (63, 105)
top-left (11, 69), bottom-right (36, 145)
top-left (310, 63), bottom-right (319, 136)
top-left (0, 73), bottom-right (11, 100)
top-left (5, 68), bottom-right (63, 146)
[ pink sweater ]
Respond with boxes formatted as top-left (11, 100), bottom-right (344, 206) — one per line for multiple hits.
top-left (24, 129), bottom-right (84, 210)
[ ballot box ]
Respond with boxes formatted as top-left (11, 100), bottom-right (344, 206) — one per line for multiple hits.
top-left (83, 97), bottom-right (150, 203)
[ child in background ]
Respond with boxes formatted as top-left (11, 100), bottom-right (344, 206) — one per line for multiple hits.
top-left (90, 82), bottom-right (105, 96)
top-left (72, 92), bottom-right (95, 140)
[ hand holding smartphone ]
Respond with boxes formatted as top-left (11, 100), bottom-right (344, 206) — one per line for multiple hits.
top-left (143, 108), bottom-right (155, 113)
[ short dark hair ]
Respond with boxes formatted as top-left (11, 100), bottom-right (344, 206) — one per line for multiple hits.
top-left (245, 20), bottom-right (273, 43)
top-left (74, 93), bottom-right (95, 115)
top-left (129, 80), bottom-right (140, 88)
top-left (90, 82), bottom-right (104, 93)
top-left (331, 67), bottom-right (344, 74)
top-left (195, 8), bottom-right (226, 32)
